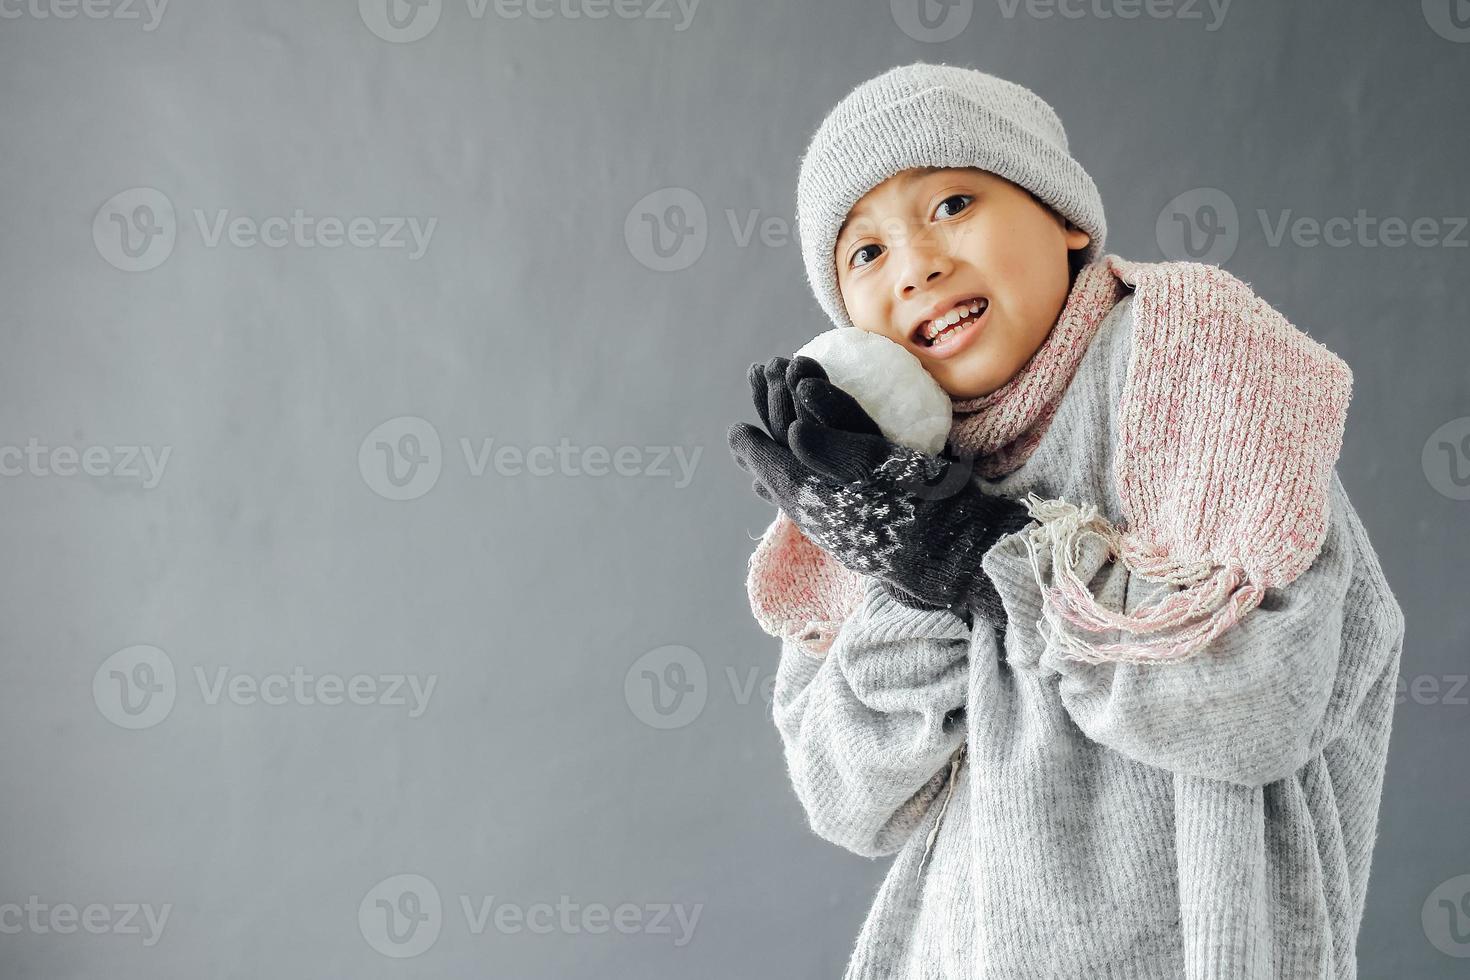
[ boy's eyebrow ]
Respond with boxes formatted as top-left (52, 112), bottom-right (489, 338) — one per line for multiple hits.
top-left (835, 167), bottom-right (949, 245)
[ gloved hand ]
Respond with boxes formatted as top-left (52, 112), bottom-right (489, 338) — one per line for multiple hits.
top-left (744, 354), bottom-right (828, 452)
top-left (728, 356), bottom-right (1034, 628)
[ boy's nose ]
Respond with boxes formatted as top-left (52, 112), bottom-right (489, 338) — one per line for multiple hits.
top-left (896, 254), bottom-right (953, 300)
top-left (892, 228), bottom-right (955, 294)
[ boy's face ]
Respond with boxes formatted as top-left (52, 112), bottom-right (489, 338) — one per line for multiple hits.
top-left (833, 166), bottom-right (1091, 399)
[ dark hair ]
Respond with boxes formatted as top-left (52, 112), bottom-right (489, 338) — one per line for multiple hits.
top-left (1024, 189), bottom-right (1089, 285)
top-left (1067, 244), bottom-right (1088, 284)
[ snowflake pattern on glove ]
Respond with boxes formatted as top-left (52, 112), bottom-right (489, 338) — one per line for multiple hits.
top-left (791, 449), bottom-right (940, 582)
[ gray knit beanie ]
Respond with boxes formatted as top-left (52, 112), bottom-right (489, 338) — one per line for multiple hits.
top-left (796, 62), bottom-right (1107, 331)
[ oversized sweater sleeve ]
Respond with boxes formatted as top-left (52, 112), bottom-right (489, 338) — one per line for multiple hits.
top-left (771, 575), bottom-right (971, 858)
top-left (979, 468), bottom-right (1406, 788)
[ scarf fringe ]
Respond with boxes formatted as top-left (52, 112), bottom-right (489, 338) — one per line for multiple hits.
top-left (1016, 494), bottom-right (1265, 665)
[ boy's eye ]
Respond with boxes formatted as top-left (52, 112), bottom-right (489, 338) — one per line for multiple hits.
top-left (850, 243), bottom-right (883, 268)
top-left (935, 194), bottom-right (973, 219)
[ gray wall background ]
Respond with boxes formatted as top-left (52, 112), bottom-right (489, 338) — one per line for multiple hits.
top-left (1, 0), bottom-right (1467, 976)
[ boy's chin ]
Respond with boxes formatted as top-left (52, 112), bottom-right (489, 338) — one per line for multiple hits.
top-left (930, 356), bottom-right (1008, 400)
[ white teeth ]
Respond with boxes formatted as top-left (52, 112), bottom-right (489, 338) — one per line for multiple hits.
top-left (921, 298), bottom-right (988, 346)
top-left (917, 299), bottom-right (987, 340)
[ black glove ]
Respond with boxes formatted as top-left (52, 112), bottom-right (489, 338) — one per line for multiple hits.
top-left (745, 354), bottom-right (828, 452)
top-left (728, 357), bottom-right (1035, 629)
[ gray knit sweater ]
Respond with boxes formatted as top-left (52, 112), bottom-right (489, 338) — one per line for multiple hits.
top-left (770, 293), bottom-right (1407, 979)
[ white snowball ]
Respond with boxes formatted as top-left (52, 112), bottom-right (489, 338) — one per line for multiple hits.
top-left (794, 328), bottom-right (953, 457)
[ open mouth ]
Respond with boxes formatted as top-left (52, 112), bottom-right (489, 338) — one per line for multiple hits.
top-left (914, 297), bottom-right (989, 349)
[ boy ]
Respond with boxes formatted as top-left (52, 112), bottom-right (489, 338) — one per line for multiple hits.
top-left (728, 62), bottom-right (1405, 979)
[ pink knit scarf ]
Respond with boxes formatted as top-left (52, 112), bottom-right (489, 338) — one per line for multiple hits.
top-left (745, 254), bottom-right (1352, 665)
